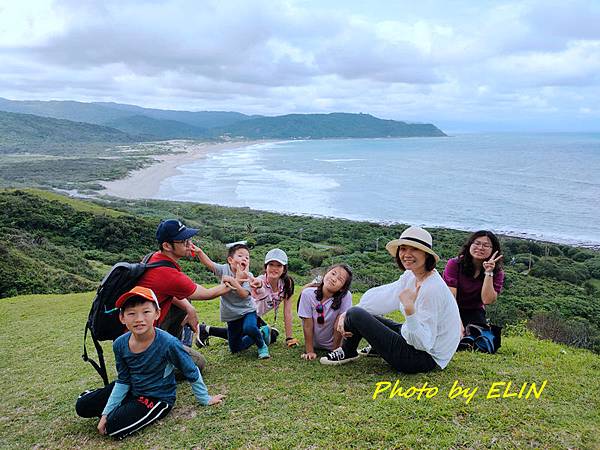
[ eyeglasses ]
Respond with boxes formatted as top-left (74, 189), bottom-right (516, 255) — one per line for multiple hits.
top-left (172, 239), bottom-right (192, 246)
top-left (471, 241), bottom-right (492, 249)
top-left (315, 303), bottom-right (325, 325)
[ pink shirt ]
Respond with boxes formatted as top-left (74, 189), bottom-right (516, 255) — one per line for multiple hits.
top-left (298, 287), bottom-right (352, 351)
top-left (251, 274), bottom-right (286, 317)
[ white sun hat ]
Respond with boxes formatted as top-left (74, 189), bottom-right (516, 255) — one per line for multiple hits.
top-left (385, 226), bottom-right (439, 262)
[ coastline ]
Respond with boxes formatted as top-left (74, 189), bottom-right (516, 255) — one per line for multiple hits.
top-left (100, 140), bottom-right (270, 199)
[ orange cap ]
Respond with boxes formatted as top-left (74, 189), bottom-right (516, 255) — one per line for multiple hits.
top-left (115, 286), bottom-right (160, 310)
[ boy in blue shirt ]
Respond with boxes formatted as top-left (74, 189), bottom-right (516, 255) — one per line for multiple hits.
top-left (76, 286), bottom-right (224, 439)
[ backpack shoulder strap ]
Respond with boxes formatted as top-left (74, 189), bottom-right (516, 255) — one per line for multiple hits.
top-left (82, 323), bottom-right (109, 386)
top-left (142, 252), bottom-right (177, 270)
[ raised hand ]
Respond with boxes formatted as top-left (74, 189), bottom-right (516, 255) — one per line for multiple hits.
top-left (483, 251), bottom-right (503, 273)
top-left (399, 283), bottom-right (420, 316)
top-left (189, 243), bottom-right (201, 258)
top-left (221, 275), bottom-right (238, 290)
top-left (249, 274), bottom-right (262, 289)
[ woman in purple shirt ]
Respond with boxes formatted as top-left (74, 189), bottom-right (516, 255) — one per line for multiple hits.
top-left (443, 230), bottom-right (504, 327)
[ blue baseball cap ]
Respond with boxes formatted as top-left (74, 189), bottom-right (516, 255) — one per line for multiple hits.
top-left (156, 219), bottom-right (199, 243)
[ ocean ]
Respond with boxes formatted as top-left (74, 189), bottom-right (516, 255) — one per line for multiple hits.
top-left (156, 133), bottom-right (600, 247)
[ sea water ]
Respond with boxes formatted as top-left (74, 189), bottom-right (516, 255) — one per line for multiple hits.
top-left (156, 133), bottom-right (600, 246)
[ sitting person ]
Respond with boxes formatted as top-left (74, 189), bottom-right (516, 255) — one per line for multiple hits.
top-left (193, 242), bottom-right (271, 359)
top-left (320, 226), bottom-right (461, 374)
top-left (298, 264), bottom-right (353, 361)
top-left (76, 287), bottom-right (224, 440)
top-left (196, 248), bottom-right (298, 348)
top-left (442, 230), bottom-right (504, 328)
top-left (137, 219), bottom-right (231, 370)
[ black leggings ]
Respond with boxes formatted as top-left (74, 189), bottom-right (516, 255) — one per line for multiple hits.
top-left (459, 308), bottom-right (487, 327)
top-left (76, 382), bottom-right (172, 439)
top-left (342, 306), bottom-right (437, 374)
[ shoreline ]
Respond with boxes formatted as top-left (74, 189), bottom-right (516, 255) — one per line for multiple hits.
top-left (99, 140), bottom-right (272, 199)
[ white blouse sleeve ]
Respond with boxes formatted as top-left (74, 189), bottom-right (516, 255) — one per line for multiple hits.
top-left (400, 283), bottom-right (440, 352)
top-left (356, 276), bottom-right (406, 315)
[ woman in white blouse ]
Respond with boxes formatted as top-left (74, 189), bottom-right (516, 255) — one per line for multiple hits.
top-left (320, 226), bottom-right (461, 373)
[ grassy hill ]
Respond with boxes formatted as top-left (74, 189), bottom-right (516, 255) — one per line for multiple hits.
top-left (0, 291), bottom-right (598, 448)
top-left (0, 110), bottom-right (136, 152)
top-left (211, 112), bottom-right (446, 139)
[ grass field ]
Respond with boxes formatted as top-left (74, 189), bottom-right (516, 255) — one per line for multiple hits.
top-left (1, 291), bottom-right (599, 449)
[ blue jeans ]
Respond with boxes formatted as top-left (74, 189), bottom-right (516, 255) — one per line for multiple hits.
top-left (227, 311), bottom-right (265, 353)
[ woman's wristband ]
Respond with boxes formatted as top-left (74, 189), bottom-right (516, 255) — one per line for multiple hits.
top-left (485, 271), bottom-right (494, 277)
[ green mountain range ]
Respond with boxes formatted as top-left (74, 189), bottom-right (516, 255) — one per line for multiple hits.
top-left (0, 97), bottom-right (446, 140)
top-left (209, 112), bottom-right (446, 139)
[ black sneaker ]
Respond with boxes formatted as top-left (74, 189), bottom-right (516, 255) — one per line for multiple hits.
top-left (358, 345), bottom-right (380, 357)
top-left (195, 323), bottom-right (210, 348)
top-left (319, 347), bottom-right (359, 365)
top-left (270, 327), bottom-right (280, 344)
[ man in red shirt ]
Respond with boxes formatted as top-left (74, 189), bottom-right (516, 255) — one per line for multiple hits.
top-left (137, 219), bottom-right (230, 370)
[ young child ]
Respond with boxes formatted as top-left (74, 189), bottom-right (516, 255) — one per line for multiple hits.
top-left (298, 264), bottom-right (353, 361)
top-left (75, 286), bottom-right (224, 439)
top-left (196, 248), bottom-right (299, 349)
top-left (193, 242), bottom-right (271, 359)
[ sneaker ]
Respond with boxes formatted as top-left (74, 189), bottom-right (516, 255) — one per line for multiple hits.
top-left (270, 327), bottom-right (280, 344)
top-left (257, 344), bottom-right (270, 359)
top-left (319, 347), bottom-right (359, 365)
top-left (358, 345), bottom-right (380, 357)
top-left (195, 323), bottom-right (210, 348)
top-left (259, 325), bottom-right (271, 346)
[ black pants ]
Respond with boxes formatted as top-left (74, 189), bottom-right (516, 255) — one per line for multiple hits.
top-left (158, 304), bottom-right (187, 337)
top-left (342, 306), bottom-right (437, 374)
top-left (459, 308), bottom-right (487, 328)
top-left (76, 382), bottom-right (172, 439)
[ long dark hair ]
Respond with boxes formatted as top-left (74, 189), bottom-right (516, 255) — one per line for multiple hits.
top-left (458, 230), bottom-right (503, 277)
top-left (264, 262), bottom-right (295, 299)
top-left (316, 263), bottom-right (353, 310)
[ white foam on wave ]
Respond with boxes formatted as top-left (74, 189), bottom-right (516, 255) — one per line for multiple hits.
top-left (315, 158), bottom-right (367, 163)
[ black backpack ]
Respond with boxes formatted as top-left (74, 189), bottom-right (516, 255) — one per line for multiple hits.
top-left (82, 252), bottom-right (176, 385)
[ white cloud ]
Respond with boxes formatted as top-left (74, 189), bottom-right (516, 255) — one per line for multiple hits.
top-left (0, 0), bottom-right (599, 130)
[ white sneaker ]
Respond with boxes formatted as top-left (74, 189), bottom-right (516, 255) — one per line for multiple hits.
top-left (319, 347), bottom-right (359, 365)
top-left (358, 345), bottom-right (380, 357)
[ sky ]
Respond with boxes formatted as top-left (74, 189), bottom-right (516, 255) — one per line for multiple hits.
top-left (1, 0), bottom-right (599, 132)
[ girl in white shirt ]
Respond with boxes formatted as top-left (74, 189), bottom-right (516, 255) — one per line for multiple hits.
top-left (320, 227), bottom-right (461, 373)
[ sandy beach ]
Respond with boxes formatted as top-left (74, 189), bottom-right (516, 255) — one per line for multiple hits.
top-left (100, 140), bottom-right (264, 199)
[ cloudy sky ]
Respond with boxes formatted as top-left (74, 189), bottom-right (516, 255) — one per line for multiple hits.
top-left (1, 0), bottom-right (599, 132)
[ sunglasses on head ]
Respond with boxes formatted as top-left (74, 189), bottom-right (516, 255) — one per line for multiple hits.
top-left (315, 303), bottom-right (325, 324)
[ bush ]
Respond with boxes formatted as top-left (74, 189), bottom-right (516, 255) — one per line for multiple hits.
top-left (584, 257), bottom-right (600, 279)
top-left (528, 312), bottom-right (600, 352)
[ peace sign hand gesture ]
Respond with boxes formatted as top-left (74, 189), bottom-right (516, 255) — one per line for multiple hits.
top-left (483, 251), bottom-right (503, 273)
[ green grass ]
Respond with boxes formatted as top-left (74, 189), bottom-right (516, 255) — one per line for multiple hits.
top-left (1, 291), bottom-right (599, 449)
